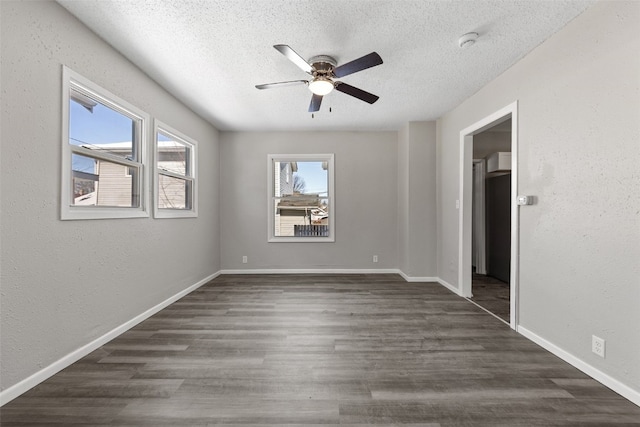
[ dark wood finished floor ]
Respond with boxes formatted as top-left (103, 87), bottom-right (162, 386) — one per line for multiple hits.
top-left (470, 273), bottom-right (510, 323)
top-left (2, 274), bottom-right (639, 426)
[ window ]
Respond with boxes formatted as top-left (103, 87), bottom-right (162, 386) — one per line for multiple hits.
top-left (268, 154), bottom-right (335, 242)
top-left (61, 66), bottom-right (149, 220)
top-left (154, 121), bottom-right (197, 218)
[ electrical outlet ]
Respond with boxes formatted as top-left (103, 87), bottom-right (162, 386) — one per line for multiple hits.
top-left (373, 255), bottom-right (378, 263)
top-left (242, 256), bottom-right (248, 264)
top-left (592, 335), bottom-right (605, 358)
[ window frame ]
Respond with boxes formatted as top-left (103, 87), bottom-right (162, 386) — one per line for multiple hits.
top-left (153, 120), bottom-right (198, 218)
top-left (61, 66), bottom-right (150, 220)
top-left (267, 153), bottom-right (335, 243)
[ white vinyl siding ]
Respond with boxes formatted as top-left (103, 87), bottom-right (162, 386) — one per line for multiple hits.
top-left (277, 213), bottom-right (309, 237)
top-left (95, 161), bottom-right (133, 207)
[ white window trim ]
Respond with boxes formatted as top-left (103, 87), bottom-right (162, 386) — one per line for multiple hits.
top-left (153, 120), bottom-right (198, 219)
top-left (61, 66), bottom-right (150, 220)
top-left (267, 153), bottom-right (335, 243)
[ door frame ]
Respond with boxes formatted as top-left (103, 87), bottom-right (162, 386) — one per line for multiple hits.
top-left (472, 159), bottom-right (487, 275)
top-left (458, 101), bottom-right (519, 330)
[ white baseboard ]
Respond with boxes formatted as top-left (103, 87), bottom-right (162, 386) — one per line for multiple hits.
top-left (0, 271), bottom-right (220, 406)
top-left (518, 326), bottom-right (640, 407)
top-left (397, 270), bottom-right (439, 283)
top-left (436, 277), bottom-right (463, 296)
top-left (219, 268), bottom-right (401, 275)
top-left (220, 269), bottom-right (442, 286)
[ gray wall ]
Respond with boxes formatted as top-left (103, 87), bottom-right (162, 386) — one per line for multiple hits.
top-left (398, 122), bottom-right (437, 278)
top-left (437, 1), bottom-right (639, 392)
top-left (220, 131), bottom-right (398, 270)
top-left (0, 0), bottom-right (221, 392)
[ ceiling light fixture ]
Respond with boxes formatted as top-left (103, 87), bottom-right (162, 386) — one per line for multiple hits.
top-left (308, 77), bottom-right (334, 96)
top-left (458, 32), bottom-right (479, 48)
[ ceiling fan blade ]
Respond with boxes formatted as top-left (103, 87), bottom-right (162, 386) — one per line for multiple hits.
top-left (255, 80), bottom-right (308, 90)
top-left (333, 52), bottom-right (383, 78)
top-left (274, 44), bottom-right (313, 74)
top-left (308, 94), bottom-right (323, 112)
top-left (335, 82), bottom-right (379, 104)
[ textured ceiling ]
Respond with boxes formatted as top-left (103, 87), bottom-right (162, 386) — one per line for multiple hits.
top-left (57, 0), bottom-right (594, 131)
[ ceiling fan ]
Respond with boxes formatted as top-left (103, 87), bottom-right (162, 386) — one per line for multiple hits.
top-left (255, 44), bottom-right (383, 113)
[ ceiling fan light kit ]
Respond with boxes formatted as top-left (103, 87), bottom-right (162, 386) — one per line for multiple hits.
top-left (256, 44), bottom-right (383, 113)
top-left (308, 77), bottom-right (334, 96)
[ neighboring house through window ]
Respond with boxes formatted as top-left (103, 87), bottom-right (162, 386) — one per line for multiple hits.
top-left (268, 154), bottom-right (334, 242)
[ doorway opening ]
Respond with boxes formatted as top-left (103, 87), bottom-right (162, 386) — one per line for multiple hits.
top-left (458, 102), bottom-right (519, 330)
top-left (471, 121), bottom-right (512, 323)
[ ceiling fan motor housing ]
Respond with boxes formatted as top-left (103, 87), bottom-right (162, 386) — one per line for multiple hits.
top-left (308, 55), bottom-right (337, 77)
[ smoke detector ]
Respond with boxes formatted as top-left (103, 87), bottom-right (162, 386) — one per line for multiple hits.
top-left (458, 32), bottom-right (479, 48)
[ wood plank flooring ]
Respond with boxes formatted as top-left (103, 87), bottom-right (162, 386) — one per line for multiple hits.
top-left (2, 274), bottom-right (639, 426)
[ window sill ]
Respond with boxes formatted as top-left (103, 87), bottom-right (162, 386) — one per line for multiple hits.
top-left (268, 236), bottom-right (335, 243)
top-left (61, 207), bottom-right (149, 221)
top-left (154, 209), bottom-right (198, 219)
